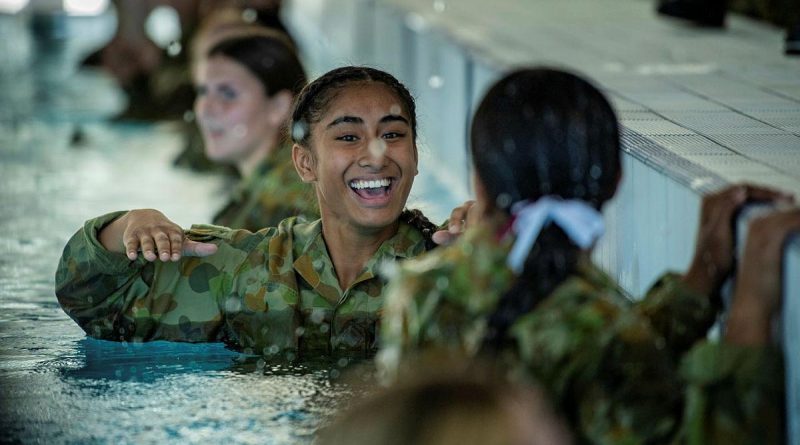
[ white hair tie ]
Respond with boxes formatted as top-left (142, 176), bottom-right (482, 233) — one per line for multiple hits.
top-left (506, 196), bottom-right (605, 274)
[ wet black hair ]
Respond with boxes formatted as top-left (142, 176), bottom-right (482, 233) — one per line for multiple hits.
top-left (290, 66), bottom-right (435, 249)
top-left (473, 68), bottom-right (621, 351)
top-left (208, 32), bottom-right (307, 98)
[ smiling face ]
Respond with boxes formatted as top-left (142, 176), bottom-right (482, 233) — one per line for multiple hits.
top-left (193, 55), bottom-right (281, 165)
top-left (293, 82), bottom-right (418, 233)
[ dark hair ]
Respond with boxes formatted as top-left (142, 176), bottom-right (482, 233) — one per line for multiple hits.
top-left (208, 32), bottom-right (307, 98)
top-left (473, 68), bottom-right (621, 351)
top-left (290, 66), bottom-right (418, 147)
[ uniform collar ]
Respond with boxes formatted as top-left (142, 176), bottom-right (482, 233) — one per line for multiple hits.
top-left (292, 219), bottom-right (426, 303)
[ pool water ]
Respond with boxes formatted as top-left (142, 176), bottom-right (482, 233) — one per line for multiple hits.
top-left (0, 11), bottom-right (365, 444)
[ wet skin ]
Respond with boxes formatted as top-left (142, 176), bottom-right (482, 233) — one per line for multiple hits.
top-left (293, 82), bottom-right (418, 236)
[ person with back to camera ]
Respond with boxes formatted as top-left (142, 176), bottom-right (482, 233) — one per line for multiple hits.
top-left (55, 66), bottom-right (440, 358)
top-left (379, 67), bottom-right (798, 444)
top-left (192, 31), bottom-right (318, 230)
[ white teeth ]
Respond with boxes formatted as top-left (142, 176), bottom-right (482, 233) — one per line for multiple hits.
top-left (349, 178), bottom-right (392, 189)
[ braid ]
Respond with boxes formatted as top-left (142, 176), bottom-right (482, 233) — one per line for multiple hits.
top-left (470, 69), bottom-right (620, 354)
top-left (481, 225), bottom-right (579, 353)
top-left (399, 208), bottom-right (438, 251)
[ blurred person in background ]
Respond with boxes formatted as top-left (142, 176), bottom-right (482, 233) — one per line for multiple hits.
top-left (84, 0), bottom-right (294, 120)
top-left (656, 0), bottom-right (800, 55)
top-left (192, 31), bottom-right (317, 230)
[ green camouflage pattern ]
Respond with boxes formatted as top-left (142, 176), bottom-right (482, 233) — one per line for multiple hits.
top-left (380, 224), bottom-right (784, 445)
top-left (212, 143), bottom-right (318, 231)
top-left (56, 211), bottom-right (426, 357)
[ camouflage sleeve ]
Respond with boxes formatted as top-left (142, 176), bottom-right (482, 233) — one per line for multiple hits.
top-left (512, 281), bottom-right (783, 444)
top-left (680, 341), bottom-right (784, 445)
top-left (637, 273), bottom-right (719, 359)
top-left (55, 212), bottom-right (257, 343)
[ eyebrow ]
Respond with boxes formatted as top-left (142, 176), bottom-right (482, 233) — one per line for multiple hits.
top-left (326, 114), bottom-right (410, 129)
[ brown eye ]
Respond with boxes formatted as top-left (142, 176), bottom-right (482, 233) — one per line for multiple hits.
top-left (382, 132), bottom-right (405, 140)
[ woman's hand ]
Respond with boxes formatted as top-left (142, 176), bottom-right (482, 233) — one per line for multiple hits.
top-left (99, 209), bottom-right (218, 262)
top-left (725, 207), bottom-right (800, 346)
top-left (683, 184), bottom-right (793, 297)
top-left (432, 200), bottom-right (476, 246)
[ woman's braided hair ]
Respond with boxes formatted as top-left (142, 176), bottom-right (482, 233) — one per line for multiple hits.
top-left (290, 66), bottom-right (435, 250)
top-left (472, 68), bottom-right (621, 352)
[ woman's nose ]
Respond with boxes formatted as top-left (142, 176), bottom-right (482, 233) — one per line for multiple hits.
top-left (195, 96), bottom-right (219, 119)
top-left (358, 138), bottom-right (389, 169)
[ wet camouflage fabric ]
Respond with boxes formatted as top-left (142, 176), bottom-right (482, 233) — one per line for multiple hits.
top-left (212, 144), bottom-right (318, 231)
top-left (380, 225), bottom-right (784, 445)
top-left (56, 211), bottom-right (426, 357)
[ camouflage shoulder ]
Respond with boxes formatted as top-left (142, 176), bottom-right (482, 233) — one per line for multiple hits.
top-left (187, 223), bottom-right (280, 250)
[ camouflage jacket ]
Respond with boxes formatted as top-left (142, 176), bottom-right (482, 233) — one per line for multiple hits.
top-left (380, 225), bottom-right (784, 445)
top-left (212, 145), bottom-right (318, 231)
top-left (56, 212), bottom-right (427, 358)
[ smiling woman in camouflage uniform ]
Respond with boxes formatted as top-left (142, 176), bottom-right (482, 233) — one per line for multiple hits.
top-left (380, 68), bottom-right (798, 444)
top-left (55, 66), bottom-right (438, 358)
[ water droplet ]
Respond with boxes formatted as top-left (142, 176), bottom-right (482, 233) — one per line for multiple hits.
top-left (232, 124), bottom-right (247, 139)
top-left (368, 138), bottom-right (387, 159)
top-left (241, 8), bottom-right (258, 23)
top-left (291, 121), bottom-right (308, 142)
top-left (590, 164), bottom-right (602, 179)
top-left (337, 358), bottom-right (349, 367)
top-left (310, 310), bottom-right (325, 324)
top-left (435, 276), bottom-right (449, 290)
top-left (256, 358), bottom-right (266, 369)
top-left (294, 327), bottom-right (306, 337)
top-left (496, 193), bottom-right (512, 208)
top-left (183, 110), bottom-right (195, 122)
top-left (320, 323), bottom-right (330, 333)
top-left (405, 12), bottom-right (428, 31)
top-left (225, 296), bottom-right (242, 313)
top-left (330, 369), bottom-right (341, 379)
top-left (433, 0), bottom-right (446, 12)
top-left (260, 56), bottom-right (274, 69)
top-left (428, 75), bottom-right (444, 89)
top-left (504, 83), bottom-right (518, 96)
top-left (167, 41), bottom-right (182, 57)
